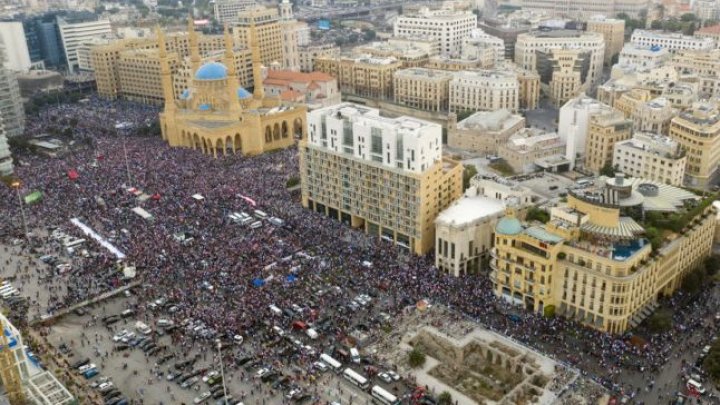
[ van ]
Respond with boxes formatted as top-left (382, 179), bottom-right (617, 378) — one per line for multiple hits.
top-left (249, 221), bottom-right (263, 229)
top-left (686, 378), bottom-right (706, 394)
top-left (135, 321), bottom-right (152, 335)
top-left (0, 284), bottom-right (15, 294)
top-left (240, 217), bottom-right (254, 226)
top-left (2, 289), bottom-right (18, 299)
top-left (268, 217), bottom-right (284, 227)
top-left (350, 348), bottom-right (360, 364)
top-left (253, 210), bottom-right (268, 219)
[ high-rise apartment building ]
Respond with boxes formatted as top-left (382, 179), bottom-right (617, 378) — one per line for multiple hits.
top-left (449, 69), bottom-right (519, 113)
top-left (492, 175), bottom-right (715, 333)
top-left (0, 38), bottom-right (24, 138)
top-left (585, 110), bottom-right (633, 174)
top-left (56, 14), bottom-right (111, 73)
top-left (558, 95), bottom-right (614, 169)
top-left (669, 102), bottom-right (720, 187)
top-left (214, 0), bottom-right (257, 24)
top-left (234, 6), bottom-right (284, 67)
top-left (0, 22), bottom-right (31, 71)
top-left (300, 103), bottom-right (463, 254)
top-left (586, 17), bottom-right (625, 66)
top-left (394, 68), bottom-right (453, 112)
top-left (314, 54), bottom-right (401, 100)
top-left (515, 30), bottom-right (605, 93)
top-left (630, 30), bottom-right (715, 55)
top-left (393, 8), bottom-right (477, 57)
top-left (613, 133), bottom-right (687, 186)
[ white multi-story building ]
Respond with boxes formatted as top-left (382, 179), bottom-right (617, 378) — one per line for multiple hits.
top-left (461, 29), bottom-right (505, 68)
top-left (616, 44), bottom-right (670, 70)
top-left (514, 29), bottom-right (605, 89)
top-left (0, 117), bottom-right (12, 175)
top-left (694, 0), bottom-right (720, 21)
top-left (558, 95), bottom-right (614, 169)
top-left (393, 8), bottom-right (477, 57)
top-left (613, 133), bottom-right (687, 186)
top-left (57, 15), bottom-right (112, 73)
top-left (214, 0), bottom-right (257, 23)
top-left (630, 30), bottom-right (716, 54)
top-left (0, 22), bottom-right (31, 71)
top-left (0, 39), bottom-right (24, 138)
top-left (519, 0), bottom-right (649, 18)
top-left (449, 69), bottom-right (519, 113)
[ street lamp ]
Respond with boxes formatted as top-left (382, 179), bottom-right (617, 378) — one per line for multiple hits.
top-left (10, 181), bottom-right (29, 244)
top-left (215, 339), bottom-right (229, 403)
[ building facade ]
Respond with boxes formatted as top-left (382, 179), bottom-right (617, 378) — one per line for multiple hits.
top-left (234, 6), bottom-right (284, 67)
top-left (393, 68), bottom-right (453, 112)
top-left (449, 69), bottom-right (519, 113)
top-left (498, 128), bottom-right (565, 174)
top-left (515, 30), bottom-right (605, 93)
top-left (447, 109), bottom-right (525, 155)
top-left (613, 133), bottom-right (687, 186)
top-left (355, 37), bottom-right (437, 68)
top-left (586, 17), bottom-right (625, 66)
top-left (630, 30), bottom-right (716, 54)
top-left (632, 97), bottom-right (676, 135)
top-left (519, 0), bottom-right (648, 18)
top-left (558, 95), bottom-right (614, 169)
top-left (491, 176), bottom-right (715, 333)
top-left (300, 103), bottom-right (463, 254)
top-left (0, 39), bottom-right (25, 138)
top-left (56, 14), bottom-right (111, 73)
top-left (0, 118), bottom-right (12, 175)
top-left (393, 8), bottom-right (477, 57)
top-left (585, 111), bottom-right (633, 174)
top-left (668, 102), bottom-right (720, 187)
top-left (214, 0), bottom-right (257, 24)
top-left (263, 70), bottom-right (340, 109)
top-left (314, 54), bottom-right (401, 100)
top-left (298, 44), bottom-right (340, 73)
top-left (0, 22), bottom-right (31, 71)
top-left (461, 29), bottom-right (506, 68)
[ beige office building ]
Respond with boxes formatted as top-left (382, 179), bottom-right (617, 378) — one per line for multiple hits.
top-left (585, 111), bottom-right (633, 174)
top-left (669, 102), bottom-right (720, 187)
top-left (298, 44), bottom-right (339, 73)
top-left (498, 128), bottom-right (565, 174)
top-left (234, 6), bottom-right (284, 67)
top-left (613, 88), bottom-right (652, 118)
top-left (449, 69), bottom-right (519, 113)
top-left (542, 48), bottom-right (594, 106)
top-left (314, 54), bottom-right (401, 100)
top-left (300, 103), bottom-right (463, 254)
top-left (355, 37), bottom-right (437, 68)
top-left (116, 49), bottom-right (180, 105)
top-left (393, 7), bottom-right (477, 57)
top-left (492, 176), bottom-right (715, 334)
top-left (671, 49), bottom-right (720, 98)
top-left (613, 133), bottom-right (687, 186)
top-left (393, 68), bottom-right (453, 112)
top-left (447, 109), bottom-right (526, 155)
top-left (587, 17), bottom-right (625, 66)
top-left (632, 97), bottom-right (677, 136)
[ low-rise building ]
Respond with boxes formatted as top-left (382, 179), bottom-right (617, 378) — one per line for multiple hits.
top-left (632, 97), bottom-right (677, 135)
top-left (613, 88), bottom-right (653, 118)
top-left (263, 70), bottom-right (341, 109)
top-left (393, 68), bottom-right (453, 112)
top-left (694, 23), bottom-right (720, 43)
top-left (447, 109), bottom-right (526, 154)
top-left (498, 128), bottom-right (565, 174)
top-left (613, 133), bottom-right (687, 186)
top-left (314, 54), bottom-right (401, 100)
top-left (435, 192), bottom-right (506, 276)
top-left (471, 175), bottom-right (536, 205)
top-left (461, 29), bottom-right (505, 68)
top-left (354, 37), bottom-right (437, 68)
top-left (449, 69), bottom-right (519, 113)
top-left (585, 110), bottom-right (633, 174)
top-left (616, 44), bottom-right (670, 70)
top-left (298, 44), bottom-right (340, 73)
top-left (671, 49), bottom-right (720, 98)
top-left (630, 30), bottom-right (716, 54)
top-left (669, 102), bottom-right (720, 187)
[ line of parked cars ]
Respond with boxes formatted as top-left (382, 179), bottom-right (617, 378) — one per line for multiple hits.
top-left (70, 358), bottom-right (128, 405)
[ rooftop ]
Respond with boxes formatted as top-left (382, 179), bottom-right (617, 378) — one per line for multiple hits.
top-left (457, 109), bottom-right (524, 132)
top-left (395, 67), bottom-right (453, 80)
top-left (436, 196), bottom-right (506, 226)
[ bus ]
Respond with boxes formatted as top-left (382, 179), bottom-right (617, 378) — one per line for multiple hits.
top-left (319, 354), bottom-right (342, 373)
top-left (371, 385), bottom-right (399, 405)
top-left (342, 368), bottom-right (369, 389)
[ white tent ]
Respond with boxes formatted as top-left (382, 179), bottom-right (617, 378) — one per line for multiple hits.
top-left (131, 207), bottom-right (153, 220)
top-left (192, 194), bottom-right (205, 201)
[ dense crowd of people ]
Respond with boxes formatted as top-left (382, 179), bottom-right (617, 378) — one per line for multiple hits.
top-left (1, 96), bottom-right (717, 402)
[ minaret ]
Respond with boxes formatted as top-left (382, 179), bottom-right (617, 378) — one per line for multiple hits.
top-left (250, 19), bottom-right (264, 100)
top-left (157, 27), bottom-right (176, 114)
top-left (188, 17), bottom-right (201, 74)
top-left (224, 25), bottom-right (242, 113)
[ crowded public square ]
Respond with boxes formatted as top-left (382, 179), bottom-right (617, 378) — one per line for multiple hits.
top-left (1, 97), bottom-right (719, 404)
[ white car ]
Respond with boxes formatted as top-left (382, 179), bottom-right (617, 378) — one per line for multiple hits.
top-left (181, 376), bottom-right (199, 388)
top-left (313, 361), bottom-right (328, 372)
top-left (233, 335), bottom-right (243, 345)
top-left (202, 371), bottom-right (219, 383)
top-left (120, 332), bottom-right (136, 343)
top-left (112, 330), bottom-right (129, 342)
top-left (98, 382), bottom-right (114, 392)
top-left (285, 388), bottom-right (302, 399)
top-left (193, 392), bottom-right (212, 404)
top-left (255, 368), bottom-right (271, 378)
top-left (379, 370), bottom-right (401, 383)
top-left (167, 372), bottom-right (179, 381)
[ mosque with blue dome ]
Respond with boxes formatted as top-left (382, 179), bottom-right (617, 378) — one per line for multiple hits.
top-left (157, 23), bottom-right (306, 157)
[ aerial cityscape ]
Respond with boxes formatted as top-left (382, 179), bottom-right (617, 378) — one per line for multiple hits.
top-left (0, 0), bottom-right (719, 403)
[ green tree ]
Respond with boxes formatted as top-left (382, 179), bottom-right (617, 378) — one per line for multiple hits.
top-left (526, 207), bottom-right (549, 223)
top-left (462, 164), bottom-right (478, 189)
top-left (681, 13), bottom-right (697, 22)
top-left (408, 348), bottom-right (426, 368)
top-left (456, 109), bottom-right (475, 121)
top-left (362, 29), bottom-right (376, 41)
top-left (438, 391), bottom-right (453, 405)
top-left (599, 162), bottom-right (617, 177)
top-left (682, 268), bottom-right (706, 294)
top-left (650, 20), bottom-right (663, 29)
top-left (646, 309), bottom-right (672, 332)
top-left (705, 255), bottom-right (720, 277)
top-left (543, 305), bottom-right (555, 318)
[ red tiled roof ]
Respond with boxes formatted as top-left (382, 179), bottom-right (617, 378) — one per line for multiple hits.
top-left (698, 24), bottom-right (720, 34)
top-left (265, 70), bottom-right (335, 84)
top-left (280, 89), bottom-right (304, 101)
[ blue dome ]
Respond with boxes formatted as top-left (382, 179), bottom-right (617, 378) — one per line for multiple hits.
top-left (237, 87), bottom-right (252, 99)
top-left (198, 103), bottom-right (211, 111)
top-left (180, 89), bottom-right (191, 100)
top-left (496, 216), bottom-right (522, 235)
top-left (195, 62), bottom-right (228, 80)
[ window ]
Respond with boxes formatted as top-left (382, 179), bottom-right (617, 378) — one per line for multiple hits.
top-left (370, 128), bottom-right (382, 154)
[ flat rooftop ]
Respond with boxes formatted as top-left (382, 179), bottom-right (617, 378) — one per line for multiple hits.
top-left (436, 196), bottom-right (506, 226)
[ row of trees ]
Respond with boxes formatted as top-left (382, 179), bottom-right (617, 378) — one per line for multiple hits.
top-left (407, 348), bottom-right (453, 405)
